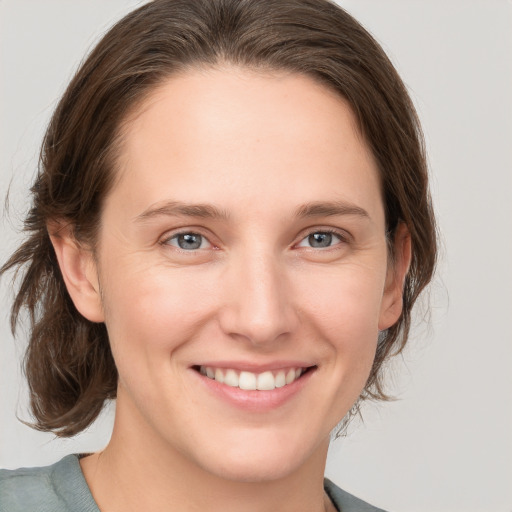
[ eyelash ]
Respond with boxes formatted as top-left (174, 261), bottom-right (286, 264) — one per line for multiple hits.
top-left (161, 228), bottom-right (349, 252)
top-left (162, 231), bottom-right (215, 252)
top-left (295, 229), bottom-right (348, 250)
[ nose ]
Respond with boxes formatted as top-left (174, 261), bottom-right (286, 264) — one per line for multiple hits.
top-left (218, 250), bottom-right (298, 348)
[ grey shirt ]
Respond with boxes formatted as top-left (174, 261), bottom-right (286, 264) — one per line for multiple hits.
top-left (0, 455), bottom-right (387, 512)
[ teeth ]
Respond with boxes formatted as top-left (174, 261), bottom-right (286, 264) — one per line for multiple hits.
top-left (214, 368), bottom-right (224, 384)
top-left (257, 371), bottom-right (275, 391)
top-left (224, 369), bottom-right (239, 387)
top-left (275, 370), bottom-right (286, 388)
top-left (199, 366), bottom-right (307, 390)
top-left (285, 368), bottom-right (296, 385)
top-left (239, 371), bottom-right (257, 390)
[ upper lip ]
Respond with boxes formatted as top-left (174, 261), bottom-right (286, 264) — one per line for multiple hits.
top-left (192, 361), bottom-right (316, 372)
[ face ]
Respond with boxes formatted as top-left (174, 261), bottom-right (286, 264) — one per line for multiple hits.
top-left (61, 67), bottom-right (408, 482)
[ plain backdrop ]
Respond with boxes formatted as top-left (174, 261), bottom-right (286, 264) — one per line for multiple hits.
top-left (1, 1), bottom-right (511, 511)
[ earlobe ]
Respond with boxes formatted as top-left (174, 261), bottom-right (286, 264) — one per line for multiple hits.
top-left (48, 221), bottom-right (104, 323)
top-left (378, 223), bottom-right (412, 331)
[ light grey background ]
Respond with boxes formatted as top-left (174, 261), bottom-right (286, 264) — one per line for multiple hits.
top-left (1, 1), bottom-right (511, 511)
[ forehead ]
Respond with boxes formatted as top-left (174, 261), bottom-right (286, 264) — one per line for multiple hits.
top-left (110, 66), bottom-right (382, 222)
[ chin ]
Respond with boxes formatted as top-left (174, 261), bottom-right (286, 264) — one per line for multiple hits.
top-left (188, 428), bottom-right (329, 484)
top-left (199, 451), bottom-right (305, 483)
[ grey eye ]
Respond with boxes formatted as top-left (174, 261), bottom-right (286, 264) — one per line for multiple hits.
top-left (297, 231), bottom-right (343, 249)
top-left (308, 232), bottom-right (333, 248)
top-left (169, 233), bottom-right (207, 250)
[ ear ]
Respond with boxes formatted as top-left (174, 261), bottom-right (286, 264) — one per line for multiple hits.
top-left (48, 221), bottom-right (105, 323)
top-left (378, 223), bottom-right (412, 331)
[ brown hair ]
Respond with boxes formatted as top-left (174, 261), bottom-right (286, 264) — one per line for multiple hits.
top-left (1, 0), bottom-right (436, 436)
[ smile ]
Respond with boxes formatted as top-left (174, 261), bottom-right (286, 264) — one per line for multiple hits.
top-left (196, 366), bottom-right (310, 391)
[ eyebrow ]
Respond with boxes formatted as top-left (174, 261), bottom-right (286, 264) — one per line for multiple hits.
top-left (135, 201), bottom-right (230, 222)
top-left (294, 200), bottom-right (370, 220)
top-left (135, 199), bottom-right (369, 223)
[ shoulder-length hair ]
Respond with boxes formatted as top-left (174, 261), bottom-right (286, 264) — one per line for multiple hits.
top-left (2, 0), bottom-right (437, 436)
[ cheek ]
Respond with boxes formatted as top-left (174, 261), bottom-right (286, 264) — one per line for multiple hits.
top-left (294, 262), bottom-right (386, 384)
top-left (296, 262), bottom-right (386, 335)
top-left (98, 261), bottom-right (208, 368)
top-left (100, 268), bottom-right (215, 416)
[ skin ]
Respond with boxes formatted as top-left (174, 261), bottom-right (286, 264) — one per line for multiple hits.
top-left (51, 66), bottom-right (411, 512)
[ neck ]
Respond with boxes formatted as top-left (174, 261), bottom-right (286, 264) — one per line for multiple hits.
top-left (81, 397), bottom-right (333, 512)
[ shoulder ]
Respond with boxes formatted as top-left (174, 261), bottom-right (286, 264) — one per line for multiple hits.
top-left (0, 455), bottom-right (99, 512)
top-left (324, 478), bottom-right (389, 512)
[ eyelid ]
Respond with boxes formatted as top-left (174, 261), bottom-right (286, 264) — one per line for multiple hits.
top-left (157, 225), bottom-right (352, 252)
top-left (294, 227), bottom-right (352, 249)
top-left (160, 228), bottom-right (217, 250)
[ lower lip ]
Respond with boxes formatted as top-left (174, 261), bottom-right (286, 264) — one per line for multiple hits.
top-left (191, 368), bottom-right (316, 412)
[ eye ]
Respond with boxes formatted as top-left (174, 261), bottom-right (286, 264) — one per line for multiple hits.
top-left (297, 230), bottom-right (344, 249)
top-left (165, 232), bottom-right (212, 251)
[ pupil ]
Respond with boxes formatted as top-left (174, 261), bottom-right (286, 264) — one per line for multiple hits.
top-left (178, 233), bottom-right (202, 250)
top-left (309, 232), bottom-right (331, 248)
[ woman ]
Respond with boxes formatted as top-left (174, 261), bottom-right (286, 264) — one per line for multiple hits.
top-left (0, 0), bottom-right (436, 511)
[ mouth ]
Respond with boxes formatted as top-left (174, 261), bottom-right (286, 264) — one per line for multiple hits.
top-left (192, 365), bottom-right (316, 391)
